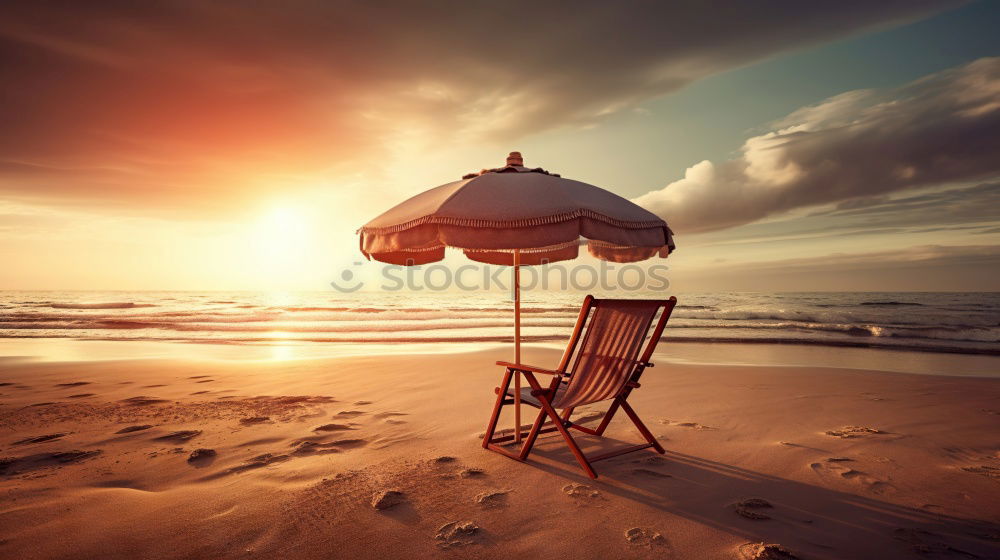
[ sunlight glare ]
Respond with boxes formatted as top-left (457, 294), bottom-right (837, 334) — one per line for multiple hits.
top-left (250, 205), bottom-right (312, 287)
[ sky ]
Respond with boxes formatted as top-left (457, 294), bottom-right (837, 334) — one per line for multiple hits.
top-left (0, 1), bottom-right (998, 292)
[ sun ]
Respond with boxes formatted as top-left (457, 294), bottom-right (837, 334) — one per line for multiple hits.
top-left (249, 205), bottom-right (312, 283)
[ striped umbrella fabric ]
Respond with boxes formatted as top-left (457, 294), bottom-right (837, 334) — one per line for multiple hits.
top-left (359, 152), bottom-right (674, 266)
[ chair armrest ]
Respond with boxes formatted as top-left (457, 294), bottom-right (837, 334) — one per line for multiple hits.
top-left (495, 361), bottom-right (561, 375)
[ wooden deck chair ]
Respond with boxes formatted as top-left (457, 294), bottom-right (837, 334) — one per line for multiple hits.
top-left (482, 295), bottom-right (677, 478)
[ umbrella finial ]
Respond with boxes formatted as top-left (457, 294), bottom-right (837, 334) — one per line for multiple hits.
top-left (506, 151), bottom-right (523, 167)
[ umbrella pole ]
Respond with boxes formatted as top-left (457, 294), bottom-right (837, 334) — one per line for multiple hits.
top-left (513, 249), bottom-right (521, 443)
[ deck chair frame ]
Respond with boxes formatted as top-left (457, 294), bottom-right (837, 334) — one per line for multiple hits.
top-left (482, 295), bottom-right (677, 478)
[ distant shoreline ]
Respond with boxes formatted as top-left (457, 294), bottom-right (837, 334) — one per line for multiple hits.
top-left (1, 332), bottom-right (998, 356)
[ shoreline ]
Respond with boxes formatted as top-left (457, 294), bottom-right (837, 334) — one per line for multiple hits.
top-left (2, 338), bottom-right (998, 378)
top-left (1, 334), bottom-right (997, 356)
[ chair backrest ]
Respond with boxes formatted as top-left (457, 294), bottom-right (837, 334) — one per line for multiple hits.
top-left (552, 296), bottom-right (675, 409)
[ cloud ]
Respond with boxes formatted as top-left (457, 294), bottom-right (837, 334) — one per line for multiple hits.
top-left (815, 181), bottom-right (1000, 227)
top-left (673, 244), bottom-right (1000, 291)
top-left (636, 57), bottom-right (1000, 233)
top-left (0, 1), bottom-right (958, 211)
top-left (712, 181), bottom-right (1000, 245)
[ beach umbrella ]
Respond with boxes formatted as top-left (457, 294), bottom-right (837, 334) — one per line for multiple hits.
top-left (357, 152), bottom-right (675, 441)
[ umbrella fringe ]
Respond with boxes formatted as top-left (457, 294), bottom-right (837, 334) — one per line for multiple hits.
top-left (360, 208), bottom-right (666, 235)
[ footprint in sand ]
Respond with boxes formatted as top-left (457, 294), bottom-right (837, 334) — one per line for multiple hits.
top-left (371, 490), bottom-right (405, 510)
top-left (155, 430), bottom-right (202, 442)
top-left (121, 396), bottom-right (169, 406)
top-left (738, 542), bottom-right (799, 560)
top-left (474, 489), bottom-right (510, 508)
top-left (824, 426), bottom-right (882, 438)
top-left (354, 400), bottom-right (373, 406)
top-left (0, 450), bottom-right (102, 475)
top-left (660, 419), bottom-right (716, 430)
top-left (14, 433), bottom-right (68, 445)
top-left (562, 483), bottom-right (602, 503)
top-left (629, 456), bottom-right (671, 477)
top-left (115, 424), bottom-right (154, 434)
top-left (53, 450), bottom-right (99, 463)
top-left (188, 375), bottom-right (211, 379)
top-left (55, 381), bottom-right (90, 387)
top-left (335, 410), bottom-right (367, 418)
top-left (313, 423), bottom-right (352, 432)
top-left (632, 468), bottom-right (672, 479)
top-left (290, 436), bottom-right (364, 454)
top-left (187, 448), bottom-right (217, 464)
top-left (960, 465), bottom-right (999, 479)
top-left (810, 461), bottom-right (894, 494)
top-left (239, 416), bottom-right (271, 425)
top-left (624, 527), bottom-right (669, 549)
top-left (675, 421), bottom-right (716, 430)
top-left (225, 453), bottom-right (290, 474)
top-left (892, 528), bottom-right (977, 557)
top-left (264, 395), bottom-right (335, 405)
top-left (435, 521), bottom-right (479, 549)
top-left (459, 468), bottom-right (485, 478)
top-left (290, 441), bottom-right (339, 455)
top-left (67, 393), bottom-right (95, 399)
top-left (732, 498), bottom-right (773, 520)
top-left (328, 438), bottom-right (366, 448)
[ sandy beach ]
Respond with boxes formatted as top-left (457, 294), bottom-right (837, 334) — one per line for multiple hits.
top-left (2, 345), bottom-right (998, 559)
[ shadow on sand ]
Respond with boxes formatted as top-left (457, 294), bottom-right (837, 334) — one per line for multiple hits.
top-left (513, 433), bottom-right (1000, 558)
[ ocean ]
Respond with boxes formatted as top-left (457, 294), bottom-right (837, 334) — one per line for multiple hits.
top-left (1, 291), bottom-right (997, 356)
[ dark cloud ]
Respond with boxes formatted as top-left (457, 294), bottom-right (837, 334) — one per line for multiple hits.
top-left (0, 1), bottom-right (957, 210)
top-left (815, 181), bottom-right (1000, 226)
top-left (677, 182), bottom-right (1000, 252)
top-left (674, 244), bottom-right (1000, 291)
top-left (637, 57), bottom-right (1000, 233)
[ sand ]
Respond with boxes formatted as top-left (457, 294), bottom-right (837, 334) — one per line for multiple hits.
top-left (1, 346), bottom-right (999, 559)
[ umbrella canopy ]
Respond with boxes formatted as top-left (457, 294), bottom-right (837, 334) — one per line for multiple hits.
top-left (359, 152), bottom-right (675, 266)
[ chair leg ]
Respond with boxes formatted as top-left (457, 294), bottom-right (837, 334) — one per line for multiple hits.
top-left (560, 407), bottom-right (575, 422)
top-left (519, 375), bottom-right (563, 460)
top-left (619, 400), bottom-right (665, 454)
top-left (517, 408), bottom-right (550, 460)
top-left (482, 368), bottom-right (513, 449)
top-left (541, 399), bottom-right (597, 478)
top-left (521, 373), bottom-right (598, 478)
top-left (595, 399), bottom-right (623, 436)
